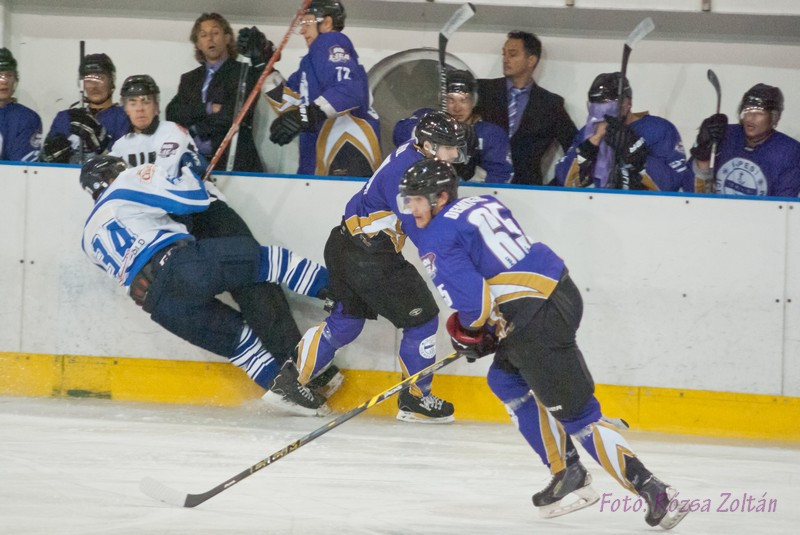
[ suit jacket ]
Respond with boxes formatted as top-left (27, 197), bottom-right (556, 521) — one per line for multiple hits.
top-left (475, 77), bottom-right (576, 185)
top-left (165, 58), bottom-right (263, 172)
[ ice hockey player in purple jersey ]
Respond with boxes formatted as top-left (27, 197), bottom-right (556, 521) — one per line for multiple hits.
top-left (393, 70), bottom-right (512, 183)
top-left (292, 111), bottom-right (466, 423)
top-left (40, 53), bottom-right (130, 164)
top-left (80, 156), bottom-right (330, 410)
top-left (267, 0), bottom-right (381, 177)
top-left (398, 158), bottom-right (690, 530)
top-left (690, 83), bottom-right (800, 197)
top-left (555, 72), bottom-right (692, 191)
top-left (0, 47), bottom-right (42, 162)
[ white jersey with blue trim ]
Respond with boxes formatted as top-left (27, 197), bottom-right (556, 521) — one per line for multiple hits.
top-left (81, 163), bottom-right (210, 288)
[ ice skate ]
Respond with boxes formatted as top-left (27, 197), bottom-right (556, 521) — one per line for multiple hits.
top-left (262, 361), bottom-right (330, 416)
top-left (396, 389), bottom-right (454, 423)
top-left (306, 364), bottom-right (344, 398)
top-left (532, 461), bottom-right (599, 518)
top-left (637, 475), bottom-right (690, 530)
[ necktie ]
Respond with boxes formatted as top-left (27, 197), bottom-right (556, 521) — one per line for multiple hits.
top-left (508, 87), bottom-right (523, 137)
top-left (201, 67), bottom-right (215, 103)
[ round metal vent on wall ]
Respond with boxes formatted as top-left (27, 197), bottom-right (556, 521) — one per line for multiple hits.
top-left (368, 48), bottom-right (471, 158)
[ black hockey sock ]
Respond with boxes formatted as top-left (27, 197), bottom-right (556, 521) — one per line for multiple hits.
top-left (623, 455), bottom-right (653, 493)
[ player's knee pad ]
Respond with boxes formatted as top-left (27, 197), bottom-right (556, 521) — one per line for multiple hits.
top-left (487, 362), bottom-right (532, 403)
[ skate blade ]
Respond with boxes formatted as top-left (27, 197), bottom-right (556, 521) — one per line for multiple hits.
top-left (659, 508), bottom-right (690, 531)
top-left (538, 485), bottom-right (600, 519)
top-left (261, 392), bottom-right (331, 417)
top-left (396, 410), bottom-right (455, 424)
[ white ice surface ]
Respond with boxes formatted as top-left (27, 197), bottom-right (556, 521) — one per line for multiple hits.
top-left (0, 396), bottom-right (798, 535)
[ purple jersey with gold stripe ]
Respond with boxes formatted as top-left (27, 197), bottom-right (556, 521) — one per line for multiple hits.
top-left (414, 195), bottom-right (564, 331)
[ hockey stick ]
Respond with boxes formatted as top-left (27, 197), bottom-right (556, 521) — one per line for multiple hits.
top-left (203, 0), bottom-right (311, 181)
top-left (140, 351), bottom-right (463, 508)
top-left (613, 17), bottom-right (654, 190)
top-left (224, 62), bottom-right (250, 172)
top-left (439, 3), bottom-right (476, 111)
top-left (706, 68), bottom-right (721, 188)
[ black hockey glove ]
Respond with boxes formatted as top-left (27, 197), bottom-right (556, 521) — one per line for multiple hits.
top-left (68, 108), bottom-right (108, 152)
top-left (237, 26), bottom-right (275, 70)
top-left (269, 103), bottom-right (327, 146)
top-left (604, 114), bottom-right (647, 176)
top-left (690, 113), bottom-right (728, 161)
top-left (39, 134), bottom-right (72, 163)
top-left (446, 313), bottom-right (498, 362)
top-left (574, 138), bottom-right (600, 188)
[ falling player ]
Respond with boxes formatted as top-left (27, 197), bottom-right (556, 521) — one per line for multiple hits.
top-left (690, 83), bottom-right (800, 197)
top-left (111, 75), bottom-right (337, 415)
top-left (397, 158), bottom-right (690, 530)
top-left (267, 0), bottom-right (381, 177)
top-left (80, 156), bottom-right (329, 404)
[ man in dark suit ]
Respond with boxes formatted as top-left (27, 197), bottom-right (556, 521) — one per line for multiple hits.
top-left (475, 31), bottom-right (577, 185)
top-left (166, 13), bottom-right (274, 172)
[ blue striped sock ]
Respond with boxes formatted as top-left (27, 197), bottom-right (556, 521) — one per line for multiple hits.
top-left (229, 325), bottom-right (279, 390)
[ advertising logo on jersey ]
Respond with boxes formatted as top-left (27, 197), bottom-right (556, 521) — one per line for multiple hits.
top-left (136, 163), bottom-right (156, 183)
top-left (420, 252), bottom-right (437, 278)
top-left (328, 46), bottom-right (350, 63)
top-left (716, 157), bottom-right (768, 196)
top-left (159, 142), bottom-right (179, 159)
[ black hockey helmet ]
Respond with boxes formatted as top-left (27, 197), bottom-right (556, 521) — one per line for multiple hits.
top-left (739, 83), bottom-right (784, 117)
top-left (414, 110), bottom-right (466, 151)
top-left (0, 47), bottom-right (18, 77)
top-left (446, 69), bottom-right (478, 103)
top-left (588, 72), bottom-right (632, 103)
top-left (80, 155), bottom-right (127, 200)
top-left (80, 53), bottom-right (116, 85)
top-left (307, 0), bottom-right (346, 31)
top-left (398, 158), bottom-right (459, 213)
top-left (120, 74), bottom-right (160, 98)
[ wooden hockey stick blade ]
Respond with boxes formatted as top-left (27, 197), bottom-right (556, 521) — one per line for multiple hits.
top-left (707, 68), bottom-right (721, 113)
top-left (440, 3), bottom-right (476, 41)
top-left (625, 17), bottom-right (654, 49)
top-left (139, 352), bottom-right (463, 508)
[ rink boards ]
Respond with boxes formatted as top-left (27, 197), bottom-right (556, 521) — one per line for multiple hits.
top-left (0, 162), bottom-right (799, 441)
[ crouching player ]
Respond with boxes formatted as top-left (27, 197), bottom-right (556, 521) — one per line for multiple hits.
top-left (396, 159), bottom-right (689, 530)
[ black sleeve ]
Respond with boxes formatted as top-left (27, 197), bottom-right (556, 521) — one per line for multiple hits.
top-left (552, 96), bottom-right (578, 152)
top-left (165, 74), bottom-right (206, 130)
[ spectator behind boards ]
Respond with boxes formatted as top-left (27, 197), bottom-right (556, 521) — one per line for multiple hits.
top-left (473, 31), bottom-right (576, 185)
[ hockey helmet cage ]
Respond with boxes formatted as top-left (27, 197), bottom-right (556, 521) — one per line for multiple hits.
top-left (588, 72), bottom-right (632, 103)
top-left (80, 53), bottom-right (116, 85)
top-left (398, 158), bottom-right (459, 214)
top-left (739, 83), bottom-right (784, 116)
top-left (80, 155), bottom-right (127, 200)
top-left (307, 0), bottom-right (346, 31)
top-left (120, 74), bottom-right (160, 98)
top-left (0, 47), bottom-right (18, 76)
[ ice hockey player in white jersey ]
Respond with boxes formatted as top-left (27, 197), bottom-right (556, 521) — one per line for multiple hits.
top-left (111, 74), bottom-right (342, 413)
top-left (81, 156), bottom-right (331, 411)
